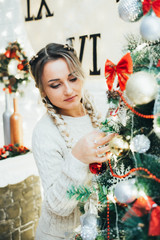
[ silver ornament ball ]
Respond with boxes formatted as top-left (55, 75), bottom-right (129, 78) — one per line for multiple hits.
top-left (82, 214), bottom-right (97, 227)
top-left (140, 13), bottom-right (160, 41)
top-left (114, 179), bottom-right (138, 204)
top-left (81, 225), bottom-right (98, 240)
top-left (126, 71), bottom-right (158, 105)
top-left (118, 0), bottom-right (143, 22)
top-left (130, 134), bottom-right (151, 153)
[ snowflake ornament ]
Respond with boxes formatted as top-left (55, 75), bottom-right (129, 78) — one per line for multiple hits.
top-left (107, 163), bottom-right (132, 191)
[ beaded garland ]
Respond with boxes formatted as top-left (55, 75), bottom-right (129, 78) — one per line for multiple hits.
top-left (106, 195), bottom-right (110, 240)
top-left (108, 159), bottom-right (160, 183)
top-left (117, 90), bottom-right (155, 119)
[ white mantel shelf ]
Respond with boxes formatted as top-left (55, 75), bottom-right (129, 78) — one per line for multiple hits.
top-left (0, 152), bottom-right (39, 187)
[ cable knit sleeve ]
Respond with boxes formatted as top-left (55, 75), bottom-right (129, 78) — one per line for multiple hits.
top-left (32, 115), bottom-right (89, 217)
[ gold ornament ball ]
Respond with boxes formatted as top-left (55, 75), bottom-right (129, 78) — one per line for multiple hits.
top-left (108, 135), bottom-right (129, 156)
top-left (126, 71), bottom-right (158, 105)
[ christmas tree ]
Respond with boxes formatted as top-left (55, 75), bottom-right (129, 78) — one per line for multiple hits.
top-left (67, 1), bottom-right (160, 240)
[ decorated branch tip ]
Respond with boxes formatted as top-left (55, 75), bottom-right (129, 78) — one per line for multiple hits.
top-left (67, 185), bottom-right (93, 202)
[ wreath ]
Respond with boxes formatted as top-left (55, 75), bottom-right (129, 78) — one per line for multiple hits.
top-left (0, 41), bottom-right (29, 94)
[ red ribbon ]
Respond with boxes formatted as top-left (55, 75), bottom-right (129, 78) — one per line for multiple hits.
top-left (122, 196), bottom-right (160, 236)
top-left (149, 204), bottom-right (160, 236)
top-left (104, 53), bottom-right (133, 91)
top-left (157, 59), bottom-right (160, 67)
top-left (142, 0), bottom-right (160, 17)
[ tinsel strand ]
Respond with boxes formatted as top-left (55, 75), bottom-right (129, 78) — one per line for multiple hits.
top-left (114, 202), bottom-right (120, 240)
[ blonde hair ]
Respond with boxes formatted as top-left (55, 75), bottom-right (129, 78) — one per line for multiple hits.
top-left (29, 43), bottom-right (101, 148)
top-left (29, 43), bottom-right (84, 97)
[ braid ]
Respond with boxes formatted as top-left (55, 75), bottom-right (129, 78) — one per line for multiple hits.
top-left (42, 90), bottom-right (102, 149)
top-left (42, 97), bottom-right (73, 148)
top-left (83, 90), bottom-right (102, 128)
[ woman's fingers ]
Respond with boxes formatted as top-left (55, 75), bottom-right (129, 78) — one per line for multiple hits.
top-left (95, 145), bottom-right (110, 156)
top-left (95, 133), bottom-right (117, 147)
top-left (72, 130), bottom-right (115, 165)
top-left (93, 152), bottom-right (112, 163)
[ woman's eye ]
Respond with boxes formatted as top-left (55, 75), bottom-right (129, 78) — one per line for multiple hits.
top-left (50, 84), bottom-right (60, 89)
top-left (70, 77), bottom-right (77, 82)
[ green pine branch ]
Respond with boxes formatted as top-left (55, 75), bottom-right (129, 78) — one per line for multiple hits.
top-left (67, 185), bottom-right (92, 202)
top-left (123, 34), bottom-right (160, 74)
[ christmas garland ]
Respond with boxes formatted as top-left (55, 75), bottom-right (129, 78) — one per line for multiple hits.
top-left (68, 50), bottom-right (160, 239)
top-left (0, 41), bottom-right (29, 93)
top-left (0, 144), bottom-right (29, 160)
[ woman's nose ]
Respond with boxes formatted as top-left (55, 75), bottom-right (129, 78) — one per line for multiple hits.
top-left (64, 83), bottom-right (73, 95)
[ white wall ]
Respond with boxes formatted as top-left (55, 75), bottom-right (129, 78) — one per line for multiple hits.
top-left (0, 0), bottom-right (141, 148)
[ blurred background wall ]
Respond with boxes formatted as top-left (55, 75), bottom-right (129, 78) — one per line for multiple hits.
top-left (0, 0), bottom-right (140, 148)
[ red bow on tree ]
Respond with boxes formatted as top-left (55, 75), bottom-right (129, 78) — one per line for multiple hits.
top-left (142, 0), bottom-right (160, 17)
top-left (122, 196), bottom-right (160, 236)
top-left (104, 53), bottom-right (133, 91)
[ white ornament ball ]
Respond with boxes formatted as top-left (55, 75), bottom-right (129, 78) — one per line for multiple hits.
top-left (8, 59), bottom-right (18, 76)
top-left (81, 225), bottom-right (98, 240)
top-left (140, 13), bottom-right (160, 41)
top-left (130, 134), bottom-right (151, 153)
top-left (126, 71), bottom-right (158, 105)
top-left (114, 179), bottom-right (138, 204)
top-left (118, 0), bottom-right (143, 22)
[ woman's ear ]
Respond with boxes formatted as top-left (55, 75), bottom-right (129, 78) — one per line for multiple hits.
top-left (41, 91), bottom-right (46, 98)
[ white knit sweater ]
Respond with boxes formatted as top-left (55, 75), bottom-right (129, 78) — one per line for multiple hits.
top-left (32, 113), bottom-right (94, 240)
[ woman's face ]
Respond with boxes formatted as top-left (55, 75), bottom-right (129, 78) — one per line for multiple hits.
top-left (41, 58), bottom-right (83, 116)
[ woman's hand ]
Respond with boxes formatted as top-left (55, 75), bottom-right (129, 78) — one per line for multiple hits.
top-left (72, 130), bottom-right (116, 164)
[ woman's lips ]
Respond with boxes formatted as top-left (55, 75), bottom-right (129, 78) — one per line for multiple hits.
top-left (64, 95), bottom-right (77, 102)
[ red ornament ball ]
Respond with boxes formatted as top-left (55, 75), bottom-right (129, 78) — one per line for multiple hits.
top-left (5, 50), bottom-right (11, 58)
top-left (17, 63), bottom-right (24, 70)
top-left (89, 162), bottom-right (107, 175)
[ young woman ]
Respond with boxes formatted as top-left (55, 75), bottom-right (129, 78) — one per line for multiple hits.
top-left (29, 43), bottom-right (115, 239)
